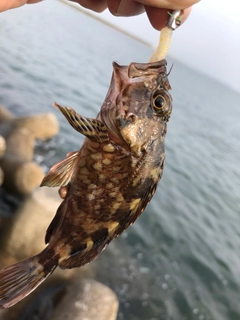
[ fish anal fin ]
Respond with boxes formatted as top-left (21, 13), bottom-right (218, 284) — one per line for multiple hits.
top-left (40, 151), bottom-right (78, 188)
top-left (59, 229), bottom-right (109, 269)
top-left (45, 201), bottom-right (66, 244)
top-left (54, 102), bottom-right (109, 143)
top-left (58, 242), bottom-right (106, 269)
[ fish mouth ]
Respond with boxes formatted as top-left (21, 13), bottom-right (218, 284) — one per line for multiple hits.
top-left (127, 60), bottom-right (168, 78)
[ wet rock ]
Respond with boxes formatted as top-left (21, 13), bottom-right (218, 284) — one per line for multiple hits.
top-left (51, 279), bottom-right (119, 320)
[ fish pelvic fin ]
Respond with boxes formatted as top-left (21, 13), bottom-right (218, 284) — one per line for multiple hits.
top-left (40, 151), bottom-right (78, 187)
top-left (54, 102), bottom-right (109, 143)
top-left (0, 250), bottom-right (57, 309)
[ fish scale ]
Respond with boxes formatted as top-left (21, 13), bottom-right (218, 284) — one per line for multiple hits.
top-left (0, 59), bottom-right (172, 308)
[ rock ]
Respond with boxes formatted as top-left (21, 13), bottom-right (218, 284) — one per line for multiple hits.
top-left (50, 279), bottom-right (119, 320)
top-left (12, 113), bottom-right (59, 140)
top-left (0, 166), bottom-right (3, 186)
top-left (0, 278), bottom-right (117, 320)
top-left (0, 187), bottom-right (61, 261)
top-left (0, 128), bottom-right (37, 193)
top-left (0, 105), bottom-right (14, 123)
top-left (0, 283), bottom-right (68, 320)
top-left (0, 105), bottom-right (59, 196)
top-left (0, 135), bottom-right (6, 158)
top-left (4, 128), bottom-right (35, 161)
top-left (0, 158), bottom-right (44, 195)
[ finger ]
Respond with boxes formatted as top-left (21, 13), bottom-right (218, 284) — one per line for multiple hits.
top-left (145, 6), bottom-right (192, 30)
top-left (0, 0), bottom-right (26, 11)
top-left (107, 0), bottom-right (144, 16)
top-left (27, 0), bottom-right (43, 3)
top-left (136, 0), bottom-right (200, 10)
top-left (69, 0), bottom-right (107, 12)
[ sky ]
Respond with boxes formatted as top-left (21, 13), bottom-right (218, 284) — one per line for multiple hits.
top-left (74, 0), bottom-right (240, 93)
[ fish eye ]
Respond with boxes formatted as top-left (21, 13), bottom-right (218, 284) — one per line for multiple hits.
top-left (152, 90), bottom-right (172, 118)
top-left (153, 95), bottom-right (166, 111)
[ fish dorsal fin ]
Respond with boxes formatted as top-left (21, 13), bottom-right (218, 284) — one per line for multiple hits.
top-left (54, 102), bottom-right (109, 143)
top-left (40, 151), bottom-right (78, 187)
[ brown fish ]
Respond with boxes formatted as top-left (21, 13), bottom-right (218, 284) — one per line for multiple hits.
top-left (0, 60), bottom-right (172, 308)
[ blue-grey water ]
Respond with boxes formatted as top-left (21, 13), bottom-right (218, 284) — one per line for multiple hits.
top-left (0, 1), bottom-right (240, 319)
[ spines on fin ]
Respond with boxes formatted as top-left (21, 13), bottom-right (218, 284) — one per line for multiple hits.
top-left (0, 254), bottom-right (56, 309)
top-left (54, 102), bottom-right (109, 143)
top-left (40, 151), bottom-right (78, 187)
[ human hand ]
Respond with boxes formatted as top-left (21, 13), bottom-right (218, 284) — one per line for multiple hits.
top-left (70, 0), bottom-right (200, 30)
top-left (0, 0), bottom-right (41, 12)
top-left (0, 0), bottom-right (199, 30)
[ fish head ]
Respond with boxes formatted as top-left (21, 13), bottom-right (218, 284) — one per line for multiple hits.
top-left (99, 60), bottom-right (172, 156)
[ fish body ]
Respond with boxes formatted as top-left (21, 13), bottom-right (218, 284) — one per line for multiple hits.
top-left (0, 60), bottom-right (172, 308)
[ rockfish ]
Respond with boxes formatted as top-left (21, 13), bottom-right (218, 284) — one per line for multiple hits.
top-left (0, 60), bottom-right (172, 308)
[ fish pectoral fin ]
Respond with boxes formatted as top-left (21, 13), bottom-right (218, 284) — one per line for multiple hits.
top-left (40, 151), bottom-right (78, 187)
top-left (54, 102), bottom-right (109, 143)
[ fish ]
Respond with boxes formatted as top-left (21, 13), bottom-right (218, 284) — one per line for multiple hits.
top-left (0, 59), bottom-right (172, 308)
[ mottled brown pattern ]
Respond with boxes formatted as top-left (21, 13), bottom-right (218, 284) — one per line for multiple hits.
top-left (0, 59), bottom-right (172, 308)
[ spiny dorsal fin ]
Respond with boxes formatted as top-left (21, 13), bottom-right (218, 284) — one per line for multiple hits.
top-left (54, 102), bottom-right (109, 143)
top-left (40, 151), bottom-right (78, 187)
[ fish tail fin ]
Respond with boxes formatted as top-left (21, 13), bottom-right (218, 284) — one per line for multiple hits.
top-left (0, 249), bottom-right (57, 309)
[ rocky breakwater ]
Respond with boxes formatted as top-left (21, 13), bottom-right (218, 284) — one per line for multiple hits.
top-left (0, 105), bottom-right (59, 195)
top-left (0, 105), bottom-right (119, 320)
